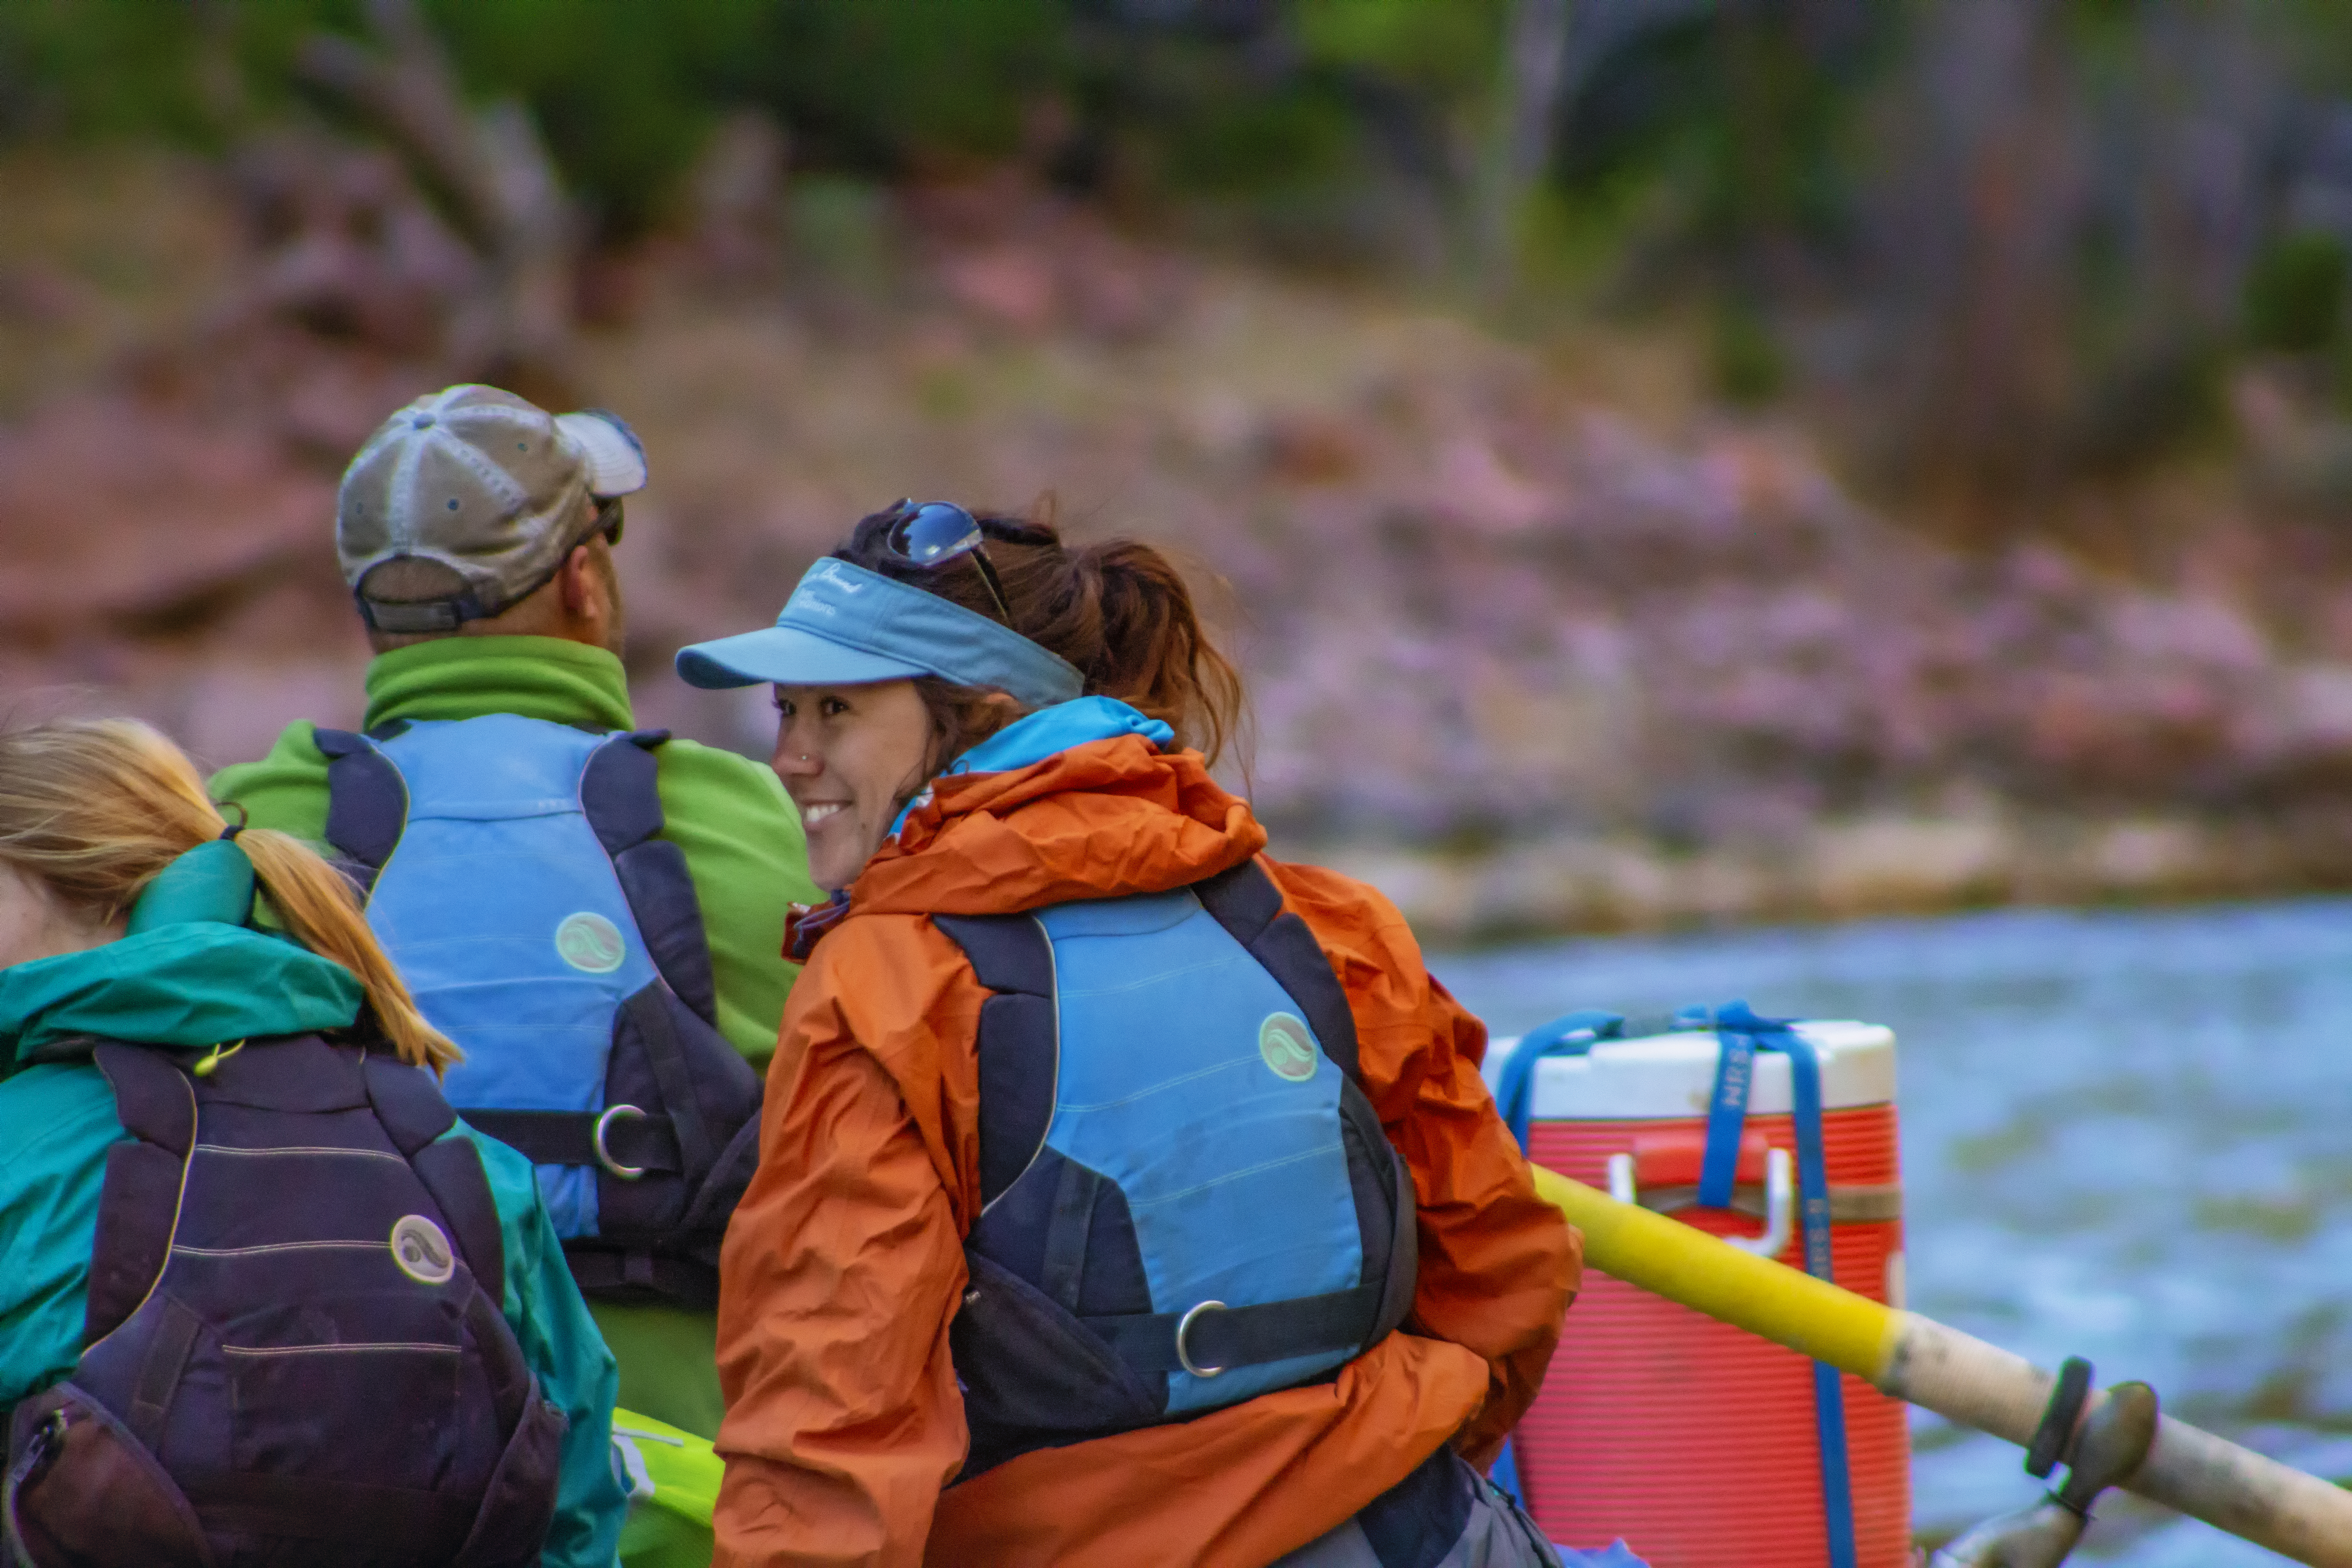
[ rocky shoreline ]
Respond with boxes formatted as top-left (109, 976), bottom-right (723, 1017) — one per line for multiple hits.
top-left (15, 144), bottom-right (2352, 923)
top-left (1313, 809), bottom-right (2352, 945)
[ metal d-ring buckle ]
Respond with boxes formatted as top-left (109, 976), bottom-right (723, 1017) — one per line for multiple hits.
top-left (593, 1104), bottom-right (647, 1180)
top-left (1175, 1299), bottom-right (1229, 1378)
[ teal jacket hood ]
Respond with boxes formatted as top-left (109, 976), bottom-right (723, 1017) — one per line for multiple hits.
top-left (0, 841), bottom-right (363, 1073)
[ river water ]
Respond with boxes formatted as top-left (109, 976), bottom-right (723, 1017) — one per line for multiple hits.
top-left (1436, 896), bottom-right (2352, 1565)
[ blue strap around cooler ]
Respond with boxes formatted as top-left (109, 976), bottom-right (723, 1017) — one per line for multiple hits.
top-left (1696, 1000), bottom-right (1858, 1568)
top-left (1494, 1001), bottom-right (1856, 1568)
top-left (1490, 1009), bottom-right (1624, 1509)
top-left (1496, 1010), bottom-right (1626, 1152)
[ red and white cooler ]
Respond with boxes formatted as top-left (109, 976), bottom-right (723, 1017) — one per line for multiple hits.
top-left (1507, 1020), bottom-right (1911, 1568)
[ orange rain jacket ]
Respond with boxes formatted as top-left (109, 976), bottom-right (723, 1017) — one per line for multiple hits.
top-left (713, 735), bottom-right (1580, 1568)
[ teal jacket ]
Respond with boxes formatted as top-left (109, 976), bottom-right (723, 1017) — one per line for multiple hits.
top-left (0, 843), bottom-right (628, 1568)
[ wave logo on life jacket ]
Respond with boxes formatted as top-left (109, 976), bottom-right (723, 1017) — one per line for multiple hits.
top-left (391, 1214), bottom-right (456, 1285)
top-left (1258, 1011), bottom-right (1318, 1082)
top-left (555, 911), bottom-right (627, 973)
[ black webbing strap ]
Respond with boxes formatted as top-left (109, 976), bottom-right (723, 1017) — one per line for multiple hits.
top-left (124, 1298), bottom-right (202, 1450)
top-left (1037, 1158), bottom-right (1099, 1315)
top-left (1084, 1281), bottom-right (1385, 1375)
top-left (677, 1114), bottom-right (763, 1236)
top-left (462, 1288), bottom-right (533, 1436)
top-left (457, 1108), bottom-right (683, 1175)
top-left (619, 988), bottom-right (715, 1178)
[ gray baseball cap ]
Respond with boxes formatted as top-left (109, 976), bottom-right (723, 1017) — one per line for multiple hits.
top-left (338, 384), bottom-right (648, 634)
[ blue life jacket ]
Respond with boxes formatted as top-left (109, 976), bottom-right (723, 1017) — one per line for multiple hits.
top-left (313, 715), bottom-right (761, 1307)
top-left (2, 1035), bottom-right (562, 1568)
top-left (936, 858), bottom-right (1419, 1475)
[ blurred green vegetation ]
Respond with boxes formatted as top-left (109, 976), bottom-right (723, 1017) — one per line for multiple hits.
top-left (15, 0), bottom-right (2352, 495)
top-left (0, 0), bottom-right (1512, 233)
top-left (0, 0), bottom-right (1078, 231)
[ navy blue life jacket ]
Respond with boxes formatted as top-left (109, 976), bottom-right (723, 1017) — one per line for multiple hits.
top-left (314, 715), bottom-right (762, 1308)
top-left (936, 858), bottom-right (1420, 1475)
top-left (2, 1035), bottom-right (563, 1568)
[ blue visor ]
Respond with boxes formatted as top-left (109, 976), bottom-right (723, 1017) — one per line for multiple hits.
top-left (675, 557), bottom-right (1085, 710)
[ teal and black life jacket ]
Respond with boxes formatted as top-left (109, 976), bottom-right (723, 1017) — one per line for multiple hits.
top-left (314, 714), bottom-right (762, 1308)
top-left (937, 858), bottom-right (1420, 1475)
top-left (3, 1036), bottom-right (562, 1568)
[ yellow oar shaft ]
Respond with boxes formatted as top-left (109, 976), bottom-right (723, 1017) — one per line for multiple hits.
top-left (1530, 1165), bottom-right (2352, 1567)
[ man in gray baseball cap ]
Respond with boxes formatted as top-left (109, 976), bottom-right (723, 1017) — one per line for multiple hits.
top-left (212, 383), bottom-right (821, 1441)
top-left (338, 382), bottom-right (650, 637)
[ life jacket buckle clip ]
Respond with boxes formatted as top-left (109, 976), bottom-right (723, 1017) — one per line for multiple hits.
top-left (594, 1103), bottom-right (648, 1180)
top-left (1175, 1299), bottom-right (1229, 1378)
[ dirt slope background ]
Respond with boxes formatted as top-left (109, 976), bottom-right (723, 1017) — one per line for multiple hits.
top-left (10, 139), bottom-right (2352, 940)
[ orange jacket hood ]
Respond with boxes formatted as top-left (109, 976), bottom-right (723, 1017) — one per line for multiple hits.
top-left (849, 734), bottom-right (1266, 919)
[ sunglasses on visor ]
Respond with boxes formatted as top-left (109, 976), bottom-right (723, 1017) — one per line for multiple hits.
top-left (878, 499), bottom-right (1012, 623)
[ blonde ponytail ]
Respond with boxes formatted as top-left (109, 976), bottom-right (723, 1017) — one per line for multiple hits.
top-left (0, 719), bottom-right (459, 1075)
top-left (232, 828), bottom-right (460, 1075)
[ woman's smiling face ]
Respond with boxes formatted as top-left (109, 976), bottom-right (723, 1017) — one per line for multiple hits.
top-left (770, 680), bottom-right (936, 892)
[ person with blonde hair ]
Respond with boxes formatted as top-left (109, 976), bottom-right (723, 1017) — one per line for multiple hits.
top-left (0, 718), bottom-right (627, 1568)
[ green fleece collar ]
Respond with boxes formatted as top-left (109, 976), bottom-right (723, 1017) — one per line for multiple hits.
top-left (363, 637), bottom-right (635, 734)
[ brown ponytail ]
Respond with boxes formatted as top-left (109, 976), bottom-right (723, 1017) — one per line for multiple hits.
top-left (835, 501), bottom-right (1248, 768)
top-left (0, 719), bottom-right (459, 1075)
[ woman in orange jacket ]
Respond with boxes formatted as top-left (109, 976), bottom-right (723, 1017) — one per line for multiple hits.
top-left (676, 502), bottom-right (1592, 1568)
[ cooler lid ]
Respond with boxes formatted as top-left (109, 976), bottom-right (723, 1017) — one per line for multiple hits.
top-left (1490, 1020), bottom-right (1896, 1120)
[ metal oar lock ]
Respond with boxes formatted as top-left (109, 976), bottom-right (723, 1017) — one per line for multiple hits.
top-left (1929, 1362), bottom-right (2161, 1568)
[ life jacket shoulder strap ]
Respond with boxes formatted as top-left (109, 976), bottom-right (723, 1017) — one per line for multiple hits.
top-left (81, 1045), bottom-right (196, 1347)
top-left (935, 862), bottom-right (1368, 1207)
top-left (91, 1042), bottom-right (196, 1156)
top-left (1193, 858), bottom-right (1362, 1084)
top-left (582, 729), bottom-right (721, 1029)
top-left (322, 721), bottom-right (724, 1030)
top-left (931, 911), bottom-right (1056, 1208)
top-left (361, 1049), bottom-right (506, 1292)
top-left (579, 728), bottom-right (665, 853)
top-left (313, 727), bottom-right (408, 894)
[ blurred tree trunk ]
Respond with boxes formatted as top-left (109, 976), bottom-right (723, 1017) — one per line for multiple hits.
top-left (1475, 0), bottom-right (1572, 293)
top-left (297, 0), bottom-right (579, 405)
top-left (1850, 0), bottom-right (2274, 514)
